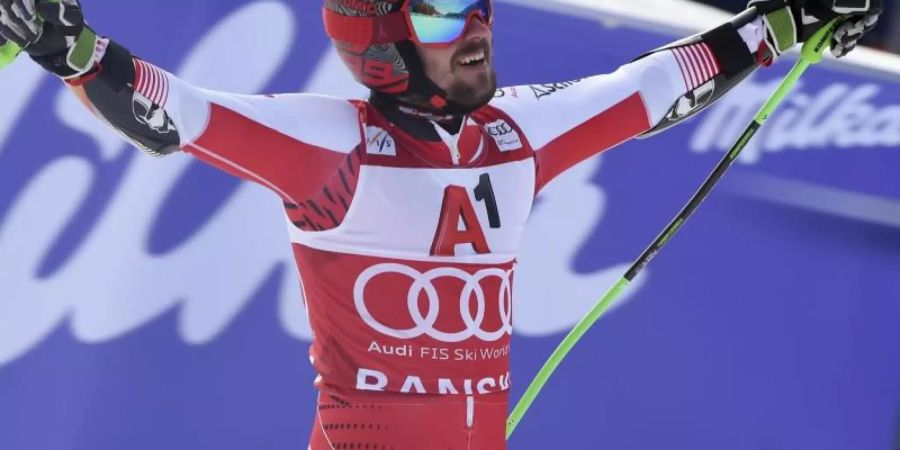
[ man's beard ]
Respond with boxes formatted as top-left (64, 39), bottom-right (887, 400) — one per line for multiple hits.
top-left (446, 38), bottom-right (497, 111)
top-left (446, 68), bottom-right (497, 110)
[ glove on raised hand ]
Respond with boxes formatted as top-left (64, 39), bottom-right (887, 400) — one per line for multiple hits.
top-left (0, 31), bottom-right (19, 65)
top-left (748, 0), bottom-right (882, 58)
top-left (0, 0), bottom-right (104, 78)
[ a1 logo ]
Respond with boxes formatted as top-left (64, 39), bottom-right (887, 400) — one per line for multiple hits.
top-left (430, 174), bottom-right (501, 256)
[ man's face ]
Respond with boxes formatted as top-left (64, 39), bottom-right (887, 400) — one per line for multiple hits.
top-left (415, 17), bottom-right (496, 109)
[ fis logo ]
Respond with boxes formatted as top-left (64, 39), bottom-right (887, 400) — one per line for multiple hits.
top-left (366, 125), bottom-right (397, 156)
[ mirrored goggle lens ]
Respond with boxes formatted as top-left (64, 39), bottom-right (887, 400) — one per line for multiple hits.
top-left (409, 0), bottom-right (492, 45)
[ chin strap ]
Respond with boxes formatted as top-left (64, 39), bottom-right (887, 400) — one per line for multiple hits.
top-left (370, 91), bottom-right (457, 122)
top-left (370, 90), bottom-right (488, 126)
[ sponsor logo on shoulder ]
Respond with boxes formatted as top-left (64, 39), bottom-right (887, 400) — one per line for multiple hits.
top-left (485, 119), bottom-right (523, 152)
top-left (528, 79), bottom-right (584, 100)
top-left (493, 87), bottom-right (519, 99)
top-left (365, 125), bottom-right (396, 156)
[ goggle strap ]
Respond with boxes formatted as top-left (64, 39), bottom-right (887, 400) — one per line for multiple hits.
top-left (322, 8), bottom-right (411, 46)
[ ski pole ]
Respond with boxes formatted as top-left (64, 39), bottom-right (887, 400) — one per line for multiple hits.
top-left (506, 19), bottom-right (841, 440)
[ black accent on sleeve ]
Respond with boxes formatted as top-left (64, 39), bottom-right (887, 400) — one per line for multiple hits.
top-left (96, 40), bottom-right (136, 92)
top-left (700, 12), bottom-right (758, 79)
top-left (638, 9), bottom-right (763, 137)
top-left (79, 39), bottom-right (181, 156)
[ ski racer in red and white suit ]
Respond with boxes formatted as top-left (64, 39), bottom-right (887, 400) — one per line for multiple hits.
top-left (0, 0), bottom-right (881, 448)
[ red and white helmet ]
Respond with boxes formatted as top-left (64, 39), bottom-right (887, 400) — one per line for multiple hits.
top-left (323, 0), bottom-right (494, 115)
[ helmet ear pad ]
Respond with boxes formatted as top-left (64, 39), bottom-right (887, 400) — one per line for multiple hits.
top-left (327, 39), bottom-right (408, 95)
top-left (392, 39), bottom-right (449, 108)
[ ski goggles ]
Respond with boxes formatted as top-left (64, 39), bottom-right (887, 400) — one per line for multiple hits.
top-left (408, 0), bottom-right (493, 45)
top-left (324, 0), bottom-right (493, 48)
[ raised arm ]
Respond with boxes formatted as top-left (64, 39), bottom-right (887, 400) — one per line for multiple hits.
top-left (0, 0), bottom-right (363, 205)
top-left (490, 1), bottom-right (881, 192)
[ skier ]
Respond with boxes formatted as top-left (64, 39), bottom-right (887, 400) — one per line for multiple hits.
top-left (0, 0), bottom-right (881, 448)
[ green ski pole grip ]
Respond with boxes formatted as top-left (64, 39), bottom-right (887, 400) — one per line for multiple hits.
top-left (802, 19), bottom-right (839, 63)
top-left (0, 40), bottom-right (21, 70)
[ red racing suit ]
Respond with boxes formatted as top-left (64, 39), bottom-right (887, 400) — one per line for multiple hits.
top-left (63, 11), bottom-right (767, 450)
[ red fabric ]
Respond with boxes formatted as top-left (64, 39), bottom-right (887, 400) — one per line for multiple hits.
top-left (285, 147), bottom-right (363, 232)
top-left (671, 43), bottom-right (721, 91)
top-left (699, 42), bottom-right (722, 73)
top-left (64, 64), bottom-right (102, 86)
top-left (293, 244), bottom-right (514, 397)
top-left (133, 58), bottom-right (169, 106)
top-left (361, 104), bottom-right (534, 170)
top-left (183, 104), bottom-right (348, 205)
top-left (431, 186), bottom-right (492, 256)
top-left (756, 43), bottom-right (775, 67)
top-left (323, 8), bottom-right (411, 46)
top-left (535, 93), bottom-right (650, 192)
top-left (309, 391), bottom-right (508, 450)
top-left (338, 51), bottom-right (411, 93)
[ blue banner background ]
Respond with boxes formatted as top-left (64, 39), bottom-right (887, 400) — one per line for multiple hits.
top-left (0, 1), bottom-right (898, 449)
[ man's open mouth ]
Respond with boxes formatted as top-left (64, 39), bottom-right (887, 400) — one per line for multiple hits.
top-left (457, 50), bottom-right (487, 67)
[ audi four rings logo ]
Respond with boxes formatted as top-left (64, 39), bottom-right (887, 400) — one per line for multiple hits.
top-left (353, 264), bottom-right (514, 343)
